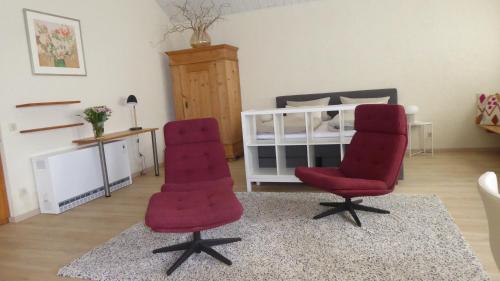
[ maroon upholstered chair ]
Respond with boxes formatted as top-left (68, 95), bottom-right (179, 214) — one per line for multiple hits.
top-left (295, 104), bottom-right (407, 227)
top-left (145, 118), bottom-right (243, 275)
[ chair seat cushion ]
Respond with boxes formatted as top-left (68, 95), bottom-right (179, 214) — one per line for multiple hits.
top-left (161, 177), bottom-right (233, 192)
top-left (295, 167), bottom-right (390, 198)
top-left (145, 189), bottom-right (243, 233)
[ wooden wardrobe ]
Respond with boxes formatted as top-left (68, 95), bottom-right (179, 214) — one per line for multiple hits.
top-left (166, 44), bottom-right (243, 160)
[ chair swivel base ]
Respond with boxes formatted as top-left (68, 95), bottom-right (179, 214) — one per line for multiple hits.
top-left (314, 198), bottom-right (390, 227)
top-left (153, 231), bottom-right (241, 276)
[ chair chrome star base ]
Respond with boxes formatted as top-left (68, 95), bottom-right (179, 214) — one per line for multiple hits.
top-left (153, 231), bottom-right (241, 276)
top-left (314, 198), bottom-right (390, 227)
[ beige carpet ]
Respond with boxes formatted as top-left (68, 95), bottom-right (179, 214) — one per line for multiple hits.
top-left (58, 192), bottom-right (490, 281)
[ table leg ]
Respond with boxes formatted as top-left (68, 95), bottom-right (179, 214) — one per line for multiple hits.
top-left (422, 124), bottom-right (426, 154)
top-left (431, 124), bottom-right (434, 156)
top-left (97, 141), bottom-right (111, 197)
top-left (151, 131), bottom-right (160, 176)
top-left (408, 124), bottom-right (412, 157)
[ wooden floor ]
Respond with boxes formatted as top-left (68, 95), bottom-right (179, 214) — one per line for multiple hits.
top-left (0, 151), bottom-right (499, 280)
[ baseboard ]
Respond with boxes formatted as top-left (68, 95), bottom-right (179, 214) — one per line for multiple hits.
top-left (434, 147), bottom-right (500, 153)
top-left (9, 208), bottom-right (40, 223)
top-left (131, 162), bottom-right (164, 178)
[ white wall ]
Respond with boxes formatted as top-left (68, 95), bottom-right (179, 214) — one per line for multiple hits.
top-left (0, 0), bottom-right (174, 218)
top-left (174, 0), bottom-right (500, 148)
top-left (3, 0), bottom-right (500, 218)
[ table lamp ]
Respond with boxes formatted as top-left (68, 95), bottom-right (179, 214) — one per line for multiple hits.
top-left (405, 105), bottom-right (419, 124)
top-left (127, 95), bottom-right (142, 131)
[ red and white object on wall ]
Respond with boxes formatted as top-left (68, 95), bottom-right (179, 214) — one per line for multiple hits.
top-left (477, 93), bottom-right (500, 126)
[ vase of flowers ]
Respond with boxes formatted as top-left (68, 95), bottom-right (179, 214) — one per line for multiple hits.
top-left (82, 106), bottom-right (112, 138)
top-left (92, 122), bottom-right (105, 138)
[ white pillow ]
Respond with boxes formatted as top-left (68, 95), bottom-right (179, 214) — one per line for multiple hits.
top-left (339, 96), bottom-right (390, 123)
top-left (340, 96), bottom-right (391, 105)
top-left (328, 114), bottom-right (354, 129)
top-left (287, 97), bottom-right (331, 121)
top-left (286, 105), bottom-right (321, 120)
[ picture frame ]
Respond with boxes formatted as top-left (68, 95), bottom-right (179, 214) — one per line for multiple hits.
top-left (23, 9), bottom-right (87, 76)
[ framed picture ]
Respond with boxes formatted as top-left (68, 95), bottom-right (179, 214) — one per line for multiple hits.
top-left (23, 9), bottom-right (87, 76)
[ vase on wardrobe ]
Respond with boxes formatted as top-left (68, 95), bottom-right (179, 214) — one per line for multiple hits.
top-left (190, 28), bottom-right (211, 48)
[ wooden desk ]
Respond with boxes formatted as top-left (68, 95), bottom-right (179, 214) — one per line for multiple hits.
top-left (73, 128), bottom-right (160, 197)
top-left (479, 125), bottom-right (500, 135)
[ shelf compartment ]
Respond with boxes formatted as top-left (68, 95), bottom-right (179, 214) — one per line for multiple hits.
top-left (309, 130), bottom-right (355, 145)
top-left (246, 139), bottom-right (275, 146)
top-left (251, 167), bottom-right (279, 176)
top-left (278, 167), bottom-right (296, 176)
top-left (311, 144), bottom-right (343, 167)
top-left (277, 140), bottom-right (308, 146)
top-left (257, 146), bottom-right (276, 168)
top-left (246, 146), bottom-right (277, 177)
top-left (16, 100), bottom-right (81, 108)
top-left (276, 112), bottom-right (308, 145)
top-left (20, 123), bottom-right (84, 134)
top-left (243, 114), bottom-right (277, 146)
top-left (308, 137), bottom-right (342, 145)
top-left (277, 145), bottom-right (308, 176)
top-left (247, 174), bottom-right (301, 183)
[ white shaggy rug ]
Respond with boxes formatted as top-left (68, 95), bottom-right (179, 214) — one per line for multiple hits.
top-left (58, 192), bottom-right (490, 281)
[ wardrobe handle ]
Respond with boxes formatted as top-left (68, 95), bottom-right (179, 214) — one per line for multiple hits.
top-left (185, 101), bottom-right (189, 109)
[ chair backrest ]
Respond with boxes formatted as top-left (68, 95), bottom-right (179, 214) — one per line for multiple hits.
top-left (478, 171), bottom-right (500, 270)
top-left (340, 104), bottom-right (407, 189)
top-left (164, 118), bottom-right (230, 184)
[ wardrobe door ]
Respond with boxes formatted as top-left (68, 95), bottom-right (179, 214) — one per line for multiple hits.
top-left (179, 62), bottom-right (219, 120)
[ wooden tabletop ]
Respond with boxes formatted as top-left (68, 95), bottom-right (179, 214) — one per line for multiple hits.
top-left (73, 128), bottom-right (159, 145)
top-left (479, 125), bottom-right (500, 135)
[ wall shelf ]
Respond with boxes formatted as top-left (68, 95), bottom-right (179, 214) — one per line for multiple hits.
top-left (20, 123), bottom-right (84, 134)
top-left (16, 101), bottom-right (81, 108)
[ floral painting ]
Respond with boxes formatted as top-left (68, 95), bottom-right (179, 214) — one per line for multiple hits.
top-left (24, 9), bottom-right (86, 75)
top-left (35, 20), bottom-right (80, 68)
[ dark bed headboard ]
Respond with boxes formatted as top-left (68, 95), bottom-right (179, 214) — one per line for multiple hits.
top-left (275, 88), bottom-right (398, 117)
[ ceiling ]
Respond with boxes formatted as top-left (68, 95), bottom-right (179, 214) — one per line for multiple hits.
top-left (157, 0), bottom-right (320, 21)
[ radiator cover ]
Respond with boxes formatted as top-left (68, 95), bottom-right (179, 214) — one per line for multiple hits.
top-left (32, 140), bottom-right (132, 214)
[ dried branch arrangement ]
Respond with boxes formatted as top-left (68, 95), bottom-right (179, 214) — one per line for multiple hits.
top-left (168, 0), bottom-right (229, 34)
top-left (157, 0), bottom-right (229, 48)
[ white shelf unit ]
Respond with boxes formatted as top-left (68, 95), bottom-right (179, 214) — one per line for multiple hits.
top-left (242, 104), bottom-right (358, 192)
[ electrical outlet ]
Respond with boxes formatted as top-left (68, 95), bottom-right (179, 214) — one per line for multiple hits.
top-left (19, 187), bottom-right (28, 196)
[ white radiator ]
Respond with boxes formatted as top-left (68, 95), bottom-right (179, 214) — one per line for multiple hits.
top-left (32, 140), bottom-right (132, 214)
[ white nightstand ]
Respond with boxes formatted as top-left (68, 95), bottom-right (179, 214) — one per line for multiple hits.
top-left (408, 121), bottom-right (433, 157)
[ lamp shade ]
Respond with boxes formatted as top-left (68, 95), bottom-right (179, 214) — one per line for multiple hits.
top-left (126, 95), bottom-right (138, 105)
top-left (405, 105), bottom-right (419, 115)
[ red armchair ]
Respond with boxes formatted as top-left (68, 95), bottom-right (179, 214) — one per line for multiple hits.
top-left (295, 104), bottom-right (407, 227)
top-left (145, 118), bottom-right (243, 275)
